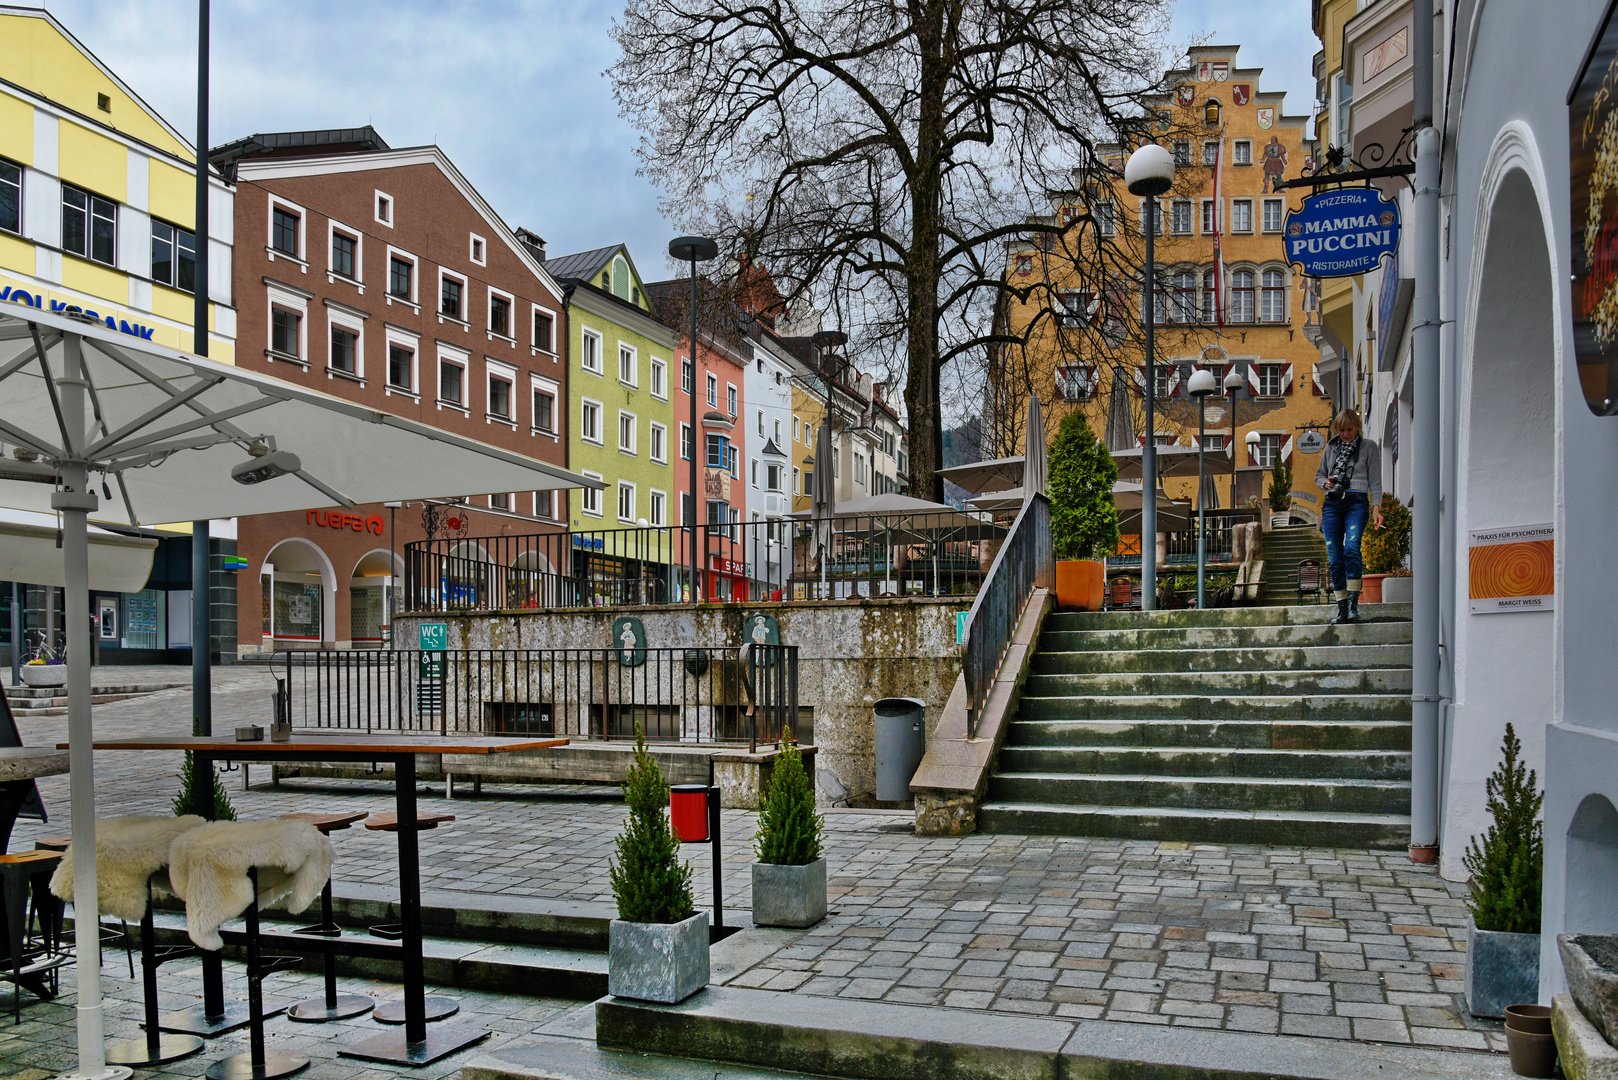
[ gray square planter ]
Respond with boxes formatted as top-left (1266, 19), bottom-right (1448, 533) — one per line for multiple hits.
top-left (752, 858), bottom-right (827, 928)
top-left (608, 912), bottom-right (709, 1004)
top-left (1466, 918), bottom-right (1540, 1019)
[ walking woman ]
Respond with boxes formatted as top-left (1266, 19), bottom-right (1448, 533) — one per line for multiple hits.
top-left (1314, 408), bottom-right (1383, 624)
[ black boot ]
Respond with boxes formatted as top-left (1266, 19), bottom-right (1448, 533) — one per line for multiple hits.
top-left (1347, 593), bottom-right (1362, 622)
top-left (1330, 597), bottom-right (1351, 625)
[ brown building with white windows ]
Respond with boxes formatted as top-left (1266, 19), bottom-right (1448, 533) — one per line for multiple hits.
top-left (211, 128), bottom-right (570, 653)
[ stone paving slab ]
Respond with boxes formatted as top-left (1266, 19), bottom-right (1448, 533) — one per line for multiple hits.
top-left (4, 666), bottom-right (1507, 1060)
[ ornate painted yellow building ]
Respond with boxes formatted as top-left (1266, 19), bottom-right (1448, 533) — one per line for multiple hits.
top-left (993, 45), bottom-right (1337, 520)
top-left (0, 6), bottom-right (234, 359)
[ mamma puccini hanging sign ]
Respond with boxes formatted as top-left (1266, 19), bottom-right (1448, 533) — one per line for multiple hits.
top-left (1570, 0), bottom-right (1618, 416)
top-left (1283, 188), bottom-right (1400, 277)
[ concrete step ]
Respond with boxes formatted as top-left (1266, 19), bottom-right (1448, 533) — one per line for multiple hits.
top-left (975, 801), bottom-right (1412, 848)
top-left (466, 1034), bottom-right (831, 1080)
top-left (1039, 620), bottom-right (1411, 651)
top-left (1015, 693), bottom-right (1413, 723)
top-left (1047, 602), bottom-right (1411, 632)
top-left (6, 691), bottom-right (156, 715)
top-left (1022, 667), bottom-right (1412, 697)
top-left (586, 983), bottom-right (1510, 1080)
top-left (995, 744), bottom-right (1410, 781)
top-left (5, 681), bottom-right (183, 698)
top-left (1032, 644), bottom-right (1412, 675)
top-left (987, 772), bottom-right (1411, 814)
top-left (1006, 718), bottom-right (1412, 751)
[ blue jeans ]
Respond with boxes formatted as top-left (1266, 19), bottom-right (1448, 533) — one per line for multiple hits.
top-left (1320, 491), bottom-right (1370, 593)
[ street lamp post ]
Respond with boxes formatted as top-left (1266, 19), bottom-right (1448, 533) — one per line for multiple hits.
top-left (1188, 369), bottom-right (1217, 608)
top-left (1125, 145), bottom-right (1176, 611)
top-left (1245, 430), bottom-right (1262, 521)
top-left (1224, 368), bottom-right (1244, 511)
top-left (669, 237), bottom-right (718, 604)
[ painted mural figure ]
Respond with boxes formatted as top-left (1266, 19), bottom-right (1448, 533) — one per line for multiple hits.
top-left (621, 622), bottom-right (637, 663)
top-left (1262, 136), bottom-right (1290, 193)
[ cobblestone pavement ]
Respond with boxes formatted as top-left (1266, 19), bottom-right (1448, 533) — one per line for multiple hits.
top-left (5, 666), bottom-right (1503, 1058)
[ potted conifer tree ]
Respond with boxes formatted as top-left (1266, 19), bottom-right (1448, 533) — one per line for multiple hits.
top-left (1362, 495), bottom-right (1412, 604)
top-left (607, 730), bottom-right (708, 1003)
top-left (1048, 412), bottom-right (1118, 611)
top-left (1464, 724), bottom-right (1543, 1020)
top-left (751, 741), bottom-right (826, 927)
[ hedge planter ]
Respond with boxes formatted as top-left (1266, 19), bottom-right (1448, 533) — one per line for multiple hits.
top-left (20, 665), bottom-right (66, 688)
top-left (1360, 573), bottom-right (1388, 604)
top-left (608, 912), bottom-right (709, 1004)
top-left (752, 858), bottom-right (827, 928)
top-left (1055, 560), bottom-right (1104, 612)
top-left (1466, 918), bottom-right (1540, 1019)
top-left (1560, 934), bottom-right (1618, 1048)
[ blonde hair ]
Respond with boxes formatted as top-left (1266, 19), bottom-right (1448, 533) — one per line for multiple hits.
top-left (1333, 408), bottom-right (1363, 435)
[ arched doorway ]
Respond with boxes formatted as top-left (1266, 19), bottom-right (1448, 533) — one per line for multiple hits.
top-left (350, 549), bottom-right (402, 646)
top-left (1567, 795), bottom-right (1618, 935)
top-left (1449, 167), bottom-right (1558, 872)
top-left (262, 538), bottom-right (336, 648)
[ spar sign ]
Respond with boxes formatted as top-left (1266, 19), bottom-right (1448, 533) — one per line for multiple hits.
top-left (1283, 188), bottom-right (1400, 278)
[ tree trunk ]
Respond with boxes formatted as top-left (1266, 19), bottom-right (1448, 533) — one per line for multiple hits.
top-left (906, 0), bottom-right (947, 504)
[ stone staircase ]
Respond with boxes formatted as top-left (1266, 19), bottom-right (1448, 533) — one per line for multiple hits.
top-left (4, 680), bottom-right (184, 717)
top-left (1261, 524), bottom-right (1331, 604)
top-left (976, 603), bottom-right (1413, 849)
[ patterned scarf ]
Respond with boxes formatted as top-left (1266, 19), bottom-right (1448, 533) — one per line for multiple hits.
top-left (1330, 435), bottom-right (1360, 486)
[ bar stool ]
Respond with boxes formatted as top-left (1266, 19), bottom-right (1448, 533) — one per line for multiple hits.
top-left (1, 849), bottom-right (66, 1021)
top-left (276, 811), bottom-right (374, 1022)
top-left (362, 810), bottom-right (457, 1025)
top-left (48, 815), bottom-right (207, 1066)
top-left (36, 835), bottom-right (133, 979)
top-left (170, 819), bottom-right (332, 1080)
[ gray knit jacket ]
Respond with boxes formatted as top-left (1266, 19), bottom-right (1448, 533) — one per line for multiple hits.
top-left (1313, 436), bottom-right (1383, 506)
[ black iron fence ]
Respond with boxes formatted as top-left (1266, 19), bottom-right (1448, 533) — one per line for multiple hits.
top-left (281, 644), bottom-right (802, 749)
top-left (962, 494), bottom-right (1053, 738)
top-left (403, 511), bottom-right (1003, 614)
top-left (1108, 510), bottom-right (1261, 569)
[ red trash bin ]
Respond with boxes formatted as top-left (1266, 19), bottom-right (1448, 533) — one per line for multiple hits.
top-left (669, 785), bottom-right (710, 842)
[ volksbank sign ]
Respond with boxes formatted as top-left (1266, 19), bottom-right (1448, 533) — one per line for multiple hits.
top-left (1283, 188), bottom-right (1400, 278)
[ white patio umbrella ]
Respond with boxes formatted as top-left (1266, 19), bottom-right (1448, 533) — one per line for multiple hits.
top-left (1111, 445), bottom-right (1205, 482)
top-left (1023, 395), bottom-right (1047, 503)
top-left (935, 455), bottom-right (1023, 496)
top-left (0, 507), bottom-right (156, 593)
top-left (0, 307), bottom-right (596, 1079)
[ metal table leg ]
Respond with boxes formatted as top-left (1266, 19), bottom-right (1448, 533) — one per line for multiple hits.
top-left (205, 868), bottom-right (308, 1080)
top-left (107, 878), bottom-right (202, 1066)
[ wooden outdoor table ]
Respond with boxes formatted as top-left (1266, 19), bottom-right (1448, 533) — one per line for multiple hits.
top-left (72, 733), bottom-right (566, 1066)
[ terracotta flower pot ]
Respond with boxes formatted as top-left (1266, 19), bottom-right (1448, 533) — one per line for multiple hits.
top-left (1504, 1003), bottom-right (1553, 1034)
top-left (1504, 1023), bottom-right (1557, 1078)
top-left (1360, 573), bottom-right (1388, 604)
top-left (1055, 561), bottom-right (1104, 612)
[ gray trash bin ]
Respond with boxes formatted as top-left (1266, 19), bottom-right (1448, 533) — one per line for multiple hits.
top-left (874, 697), bottom-right (926, 802)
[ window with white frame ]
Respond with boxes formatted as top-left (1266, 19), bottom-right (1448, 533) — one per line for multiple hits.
top-left (1172, 141), bottom-right (1191, 165)
top-left (618, 343), bottom-right (637, 386)
top-left (1255, 432), bottom-right (1282, 467)
top-left (1233, 140), bottom-right (1253, 166)
top-left (1231, 270), bottom-right (1255, 322)
top-left (488, 362), bottom-right (516, 420)
top-left (581, 329), bottom-right (603, 374)
top-left (374, 191), bottom-right (393, 226)
top-left (469, 233), bottom-right (487, 266)
top-left (440, 272), bottom-right (465, 319)
top-left (270, 201), bottom-right (302, 258)
top-left (618, 410), bottom-right (636, 454)
top-left (1200, 199), bottom-right (1217, 235)
top-left (727, 384), bottom-right (738, 416)
top-left (681, 357), bottom-right (693, 394)
top-left (854, 453), bottom-right (866, 485)
top-left (767, 463), bottom-right (782, 491)
top-left (580, 399), bottom-right (602, 444)
top-left (649, 490), bottom-right (666, 526)
top-left (389, 253), bottom-right (414, 300)
top-left (774, 418), bottom-right (782, 444)
top-left (1152, 365), bottom-right (1173, 399)
top-left (1262, 198), bottom-right (1284, 233)
top-left (649, 422), bottom-right (667, 463)
top-left (62, 185), bottom-right (115, 265)
top-left (489, 291), bottom-right (513, 338)
top-left (148, 220), bottom-right (196, 292)
top-left (1173, 271), bottom-right (1197, 323)
top-left (792, 416), bottom-right (801, 442)
top-left (329, 319), bottom-right (361, 375)
top-left (439, 360), bottom-right (464, 405)
top-left (1231, 199), bottom-right (1253, 233)
top-left (680, 422), bottom-right (692, 460)
top-left (582, 471), bottom-right (602, 516)
top-left (532, 386), bottom-right (555, 432)
top-left (1257, 364), bottom-right (1284, 397)
top-left (1201, 434), bottom-right (1226, 451)
top-left (1203, 141), bottom-right (1219, 166)
top-left (751, 458), bottom-right (759, 487)
top-left (1201, 269), bottom-right (1217, 322)
top-left (617, 481), bottom-right (635, 522)
top-left (1055, 364), bottom-right (1095, 402)
top-left (0, 160), bottom-right (20, 234)
top-left (533, 307), bottom-right (555, 352)
top-left (270, 305), bottom-right (302, 359)
top-left (1170, 200), bottom-right (1192, 235)
top-left (534, 490), bottom-right (553, 519)
top-left (706, 372), bottom-right (718, 406)
top-left (1094, 201), bottom-right (1116, 236)
top-left (388, 344), bottom-right (414, 391)
top-left (650, 357), bottom-right (666, 399)
top-left (1260, 270), bottom-right (1287, 323)
top-left (330, 225), bottom-right (359, 280)
top-left (757, 409), bottom-right (765, 436)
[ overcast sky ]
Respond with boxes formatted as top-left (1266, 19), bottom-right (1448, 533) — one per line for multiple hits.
top-left (42, 0), bottom-right (1317, 282)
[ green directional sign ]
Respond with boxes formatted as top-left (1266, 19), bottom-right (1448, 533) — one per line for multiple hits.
top-left (957, 611), bottom-right (969, 645)
top-left (418, 623), bottom-right (447, 651)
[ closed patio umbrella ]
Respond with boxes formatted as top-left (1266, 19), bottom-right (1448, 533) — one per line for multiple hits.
top-left (1105, 367), bottom-right (1134, 451)
top-left (811, 419), bottom-right (836, 587)
top-left (0, 306), bottom-right (596, 1079)
top-left (1023, 394), bottom-right (1047, 503)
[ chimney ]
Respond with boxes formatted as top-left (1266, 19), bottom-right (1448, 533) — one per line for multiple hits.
top-left (515, 228), bottom-right (546, 261)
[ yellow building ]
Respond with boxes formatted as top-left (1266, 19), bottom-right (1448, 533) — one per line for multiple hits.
top-left (791, 381), bottom-right (825, 514)
top-left (0, 6), bottom-right (235, 359)
top-left (992, 45), bottom-right (1336, 521)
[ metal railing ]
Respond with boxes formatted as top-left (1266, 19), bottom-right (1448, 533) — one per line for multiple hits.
top-left (282, 644), bottom-right (803, 749)
top-left (961, 494), bottom-right (1053, 737)
top-left (403, 511), bottom-right (1002, 614)
top-left (1109, 510), bottom-right (1261, 569)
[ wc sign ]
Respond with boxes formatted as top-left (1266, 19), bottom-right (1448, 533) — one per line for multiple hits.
top-left (1284, 188), bottom-right (1400, 278)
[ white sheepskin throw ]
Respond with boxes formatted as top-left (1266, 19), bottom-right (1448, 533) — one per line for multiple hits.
top-left (169, 820), bottom-right (332, 951)
top-left (49, 815), bottom-right (205, 923)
